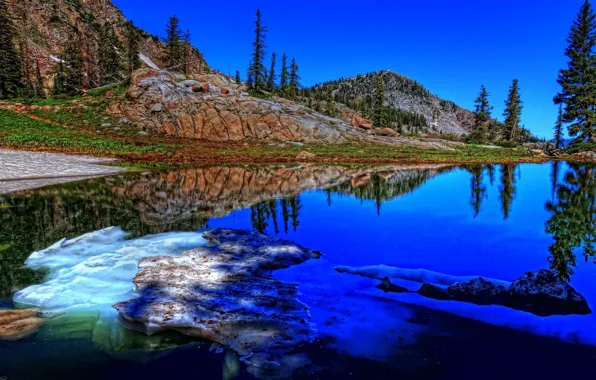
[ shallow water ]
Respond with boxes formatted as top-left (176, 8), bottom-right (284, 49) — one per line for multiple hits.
top-left (2, 162), bottom-right (596, 379)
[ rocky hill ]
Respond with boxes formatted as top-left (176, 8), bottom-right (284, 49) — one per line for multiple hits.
top-left (315, 70), bottom-right (475, 136)
top-left (6, 0), bottom-right (210, 90)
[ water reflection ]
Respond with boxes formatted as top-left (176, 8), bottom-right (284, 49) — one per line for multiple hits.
top-left (546, 163), bottom-right (596, 281)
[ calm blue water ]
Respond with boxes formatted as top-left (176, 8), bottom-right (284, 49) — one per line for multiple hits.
top-left (2, 162), bottom-right (596, 379)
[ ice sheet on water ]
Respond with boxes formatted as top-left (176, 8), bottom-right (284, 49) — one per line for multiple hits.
top-left (14, 227), bottom-right (207, 314)
top-left (334, 264), bottom-right (596, 346)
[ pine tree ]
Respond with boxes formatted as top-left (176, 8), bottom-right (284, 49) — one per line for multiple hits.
top-left (163, 14), bottom-right (183, 69)
top-left (555, 0), bottom-right (596, 143)
top-left (326, 89), bottom-right (337, 117)
top-left (372, 73), bottom-right (388, 128)
top-left (182, 29), bottom-right (192, 75)
top-left (554, 104), bottom-right (564, 148)
top-left (288, 58), bottom-right (300, 97)
top-left (34, 59), bottom-right (45, 99)
top-left (266, 52), bottom-right (277, 92)
top-left (98, 23), bottom-right (122, 86)
top-left (54, 33), bottom-right (84, 95)
top-left (248, 8), bottom-right (267, 91)
top-left (280, 53), bottom-right (289, 93)
top-left (499, 164), bottom-right (517, 220)
top-left (235, 70), bottom-right (242, 84)
top-left (471, 85), bottom-right (493, 142)
top-left (0, 0), bottom-right (23, 99)
top-left (502, 79), bottom-right (523, 142)
top-left (125, 21), bottom-right (141, 76)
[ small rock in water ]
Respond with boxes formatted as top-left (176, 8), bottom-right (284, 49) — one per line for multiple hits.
top-left (376, 277), bottom-right (408, 293)
top-left (447, 277), bottom-right (508, 305)
top-left (417, 283), bottom-right (452, 300)
top-left (0, 308), bottom-right (45, 341)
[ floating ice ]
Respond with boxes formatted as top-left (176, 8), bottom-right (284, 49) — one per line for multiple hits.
top-left (14, 227), bottom-right (207, 314)
top-left (335, 264), bottom-right (596, 346)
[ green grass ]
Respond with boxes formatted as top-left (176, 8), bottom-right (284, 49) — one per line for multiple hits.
top-left (0, 109), bottom-right (180, 156)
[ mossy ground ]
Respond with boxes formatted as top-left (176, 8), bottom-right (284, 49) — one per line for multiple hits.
top-left (0, 93), bottom-right (561, 165)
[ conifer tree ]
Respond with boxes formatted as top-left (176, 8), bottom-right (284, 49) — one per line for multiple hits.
top-left (54, 33), bottom-right (84, 95)
top-left (469, 166), bottom-right (487, 218)
top-left (502, 79), bottom-right (523, 142)
top-left (555, 0), bottom-right (596, 143)
top-left (280, 53), bottom-right (289, 93)
top-left (266, 52), bottom-right (277, 92)
top-left (372, 73), bottom-right (388, 128)
top-left (554, 104), bottom-right (564, 148)
top-left (471, 85), bottom-right (493, 141)
top-left (98, 23), bottom-right (122, 86)
top-left (326, 89), bottom-right (337, 117)
top-left (288, 58), bottom-right (300, 97)
top-left (0, 0), bottom-right (23, 99)
top-left (235, 70), bottom-right (242, 84)
top-left (248, 8), bottom-right (267, 90)
top-left (499, 164), bottom-right (517, 220)
top-left (125, 21), bottom-right (141, 76)
top-left (163, 14), bottom-right (183, 69)
top-left (34, 59), bottom-right (45, 99)
top-left (182, 29), bottom-right (192, 75)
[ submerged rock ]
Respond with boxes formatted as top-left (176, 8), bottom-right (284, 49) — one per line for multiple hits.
top-left (376, 277), bottom-right (408, 293)
top-left (507, 270), bottom-right (591, 316)
top-left (0, 308), bottom-right (45, 341)
top-left (447, 278), bottom-right (508, 305)
top-left (114, 229), bottom-right (321, 378)
top-left (417, 284), bottom-right (452, 300)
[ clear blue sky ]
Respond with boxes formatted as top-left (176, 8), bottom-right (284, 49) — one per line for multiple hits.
top-left (113, 0), bottom-right (584, 139)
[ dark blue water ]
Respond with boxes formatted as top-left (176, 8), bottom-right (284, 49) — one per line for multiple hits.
top-left (2, 162), bottom-right (596, 379)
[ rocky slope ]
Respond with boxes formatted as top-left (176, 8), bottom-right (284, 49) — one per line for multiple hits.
top-left (317, 70), bottom-right (475, 135)
top-left (108, 69), bottom-right (461, 148)
top-left (6, 0), bottom-right (209, 90)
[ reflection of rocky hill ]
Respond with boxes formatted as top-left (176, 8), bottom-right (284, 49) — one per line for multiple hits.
top-left (328, 164), bottom-right (454, 212)
top-left (0, 164), bottom-right (451, 298)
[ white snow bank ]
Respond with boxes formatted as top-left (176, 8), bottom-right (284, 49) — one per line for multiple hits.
top-left (335, 264), bottom-right (511, 288)
top-left (50, 55), bottom-right (65, 63)
top-left (139, 53), bottom-right (160, 70)
top-left (14, 227), bottom-right (207, 314)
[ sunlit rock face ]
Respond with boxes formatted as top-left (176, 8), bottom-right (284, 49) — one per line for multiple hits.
top-left (114, 229), bottom-right (321, 378)
top-left (13, 227), bottom-right (207, 313)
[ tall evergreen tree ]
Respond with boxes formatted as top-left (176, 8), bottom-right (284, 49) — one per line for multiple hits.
top-left (125, 21), bottom-right (141, 76)
top-left (469, 166), bottom-right (487, 218)
top-left (502, 79), bottom-right (523, 142)
top-left (182, 29), bottom-right (192, 75)
top-left (235, 70), bottom-right (242, 84)
top-left (471, 85), bottom-right (493, 141)
top-left (98, 23), bottom-right (122, 86)
top-left (266, 52), bottom-right (277, 92)
top-left (555, 0), bottom-right (596, 143)
top-left (499, 164), bottom-right (518, 220)
top-left (54, 33), bottom-right (84, 95)
top-left (248, 8), bottom-right (267, 90)
top-left (34, 59), bottom-right (45, 99)
top-left (279, 53), bottom-right (289, 92)
top-left (554, 103), bottom-right (565, 148)
top-left (163, 14), bottom-right (183, 69)
top-left (0, 0), bottom-right (23, 99)
top-left (372, 73), bottom-right (388, 128)
top-left (326, 89), bottom-right (337, 117)
top-left (288, 58), bottom-right (300, 97)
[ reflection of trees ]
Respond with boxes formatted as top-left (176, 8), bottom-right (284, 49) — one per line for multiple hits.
top-left (545, 164), bottom-right (596, 281)
top-left (466, 166), bottom-right (488, 218)
top-left (251, 197), bottom-right (301, 234)
top-left (499, 164), bottom-right (518, 220)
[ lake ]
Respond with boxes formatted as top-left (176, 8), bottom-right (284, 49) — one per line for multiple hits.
top-left (2, 162), bottom-right (596, 379)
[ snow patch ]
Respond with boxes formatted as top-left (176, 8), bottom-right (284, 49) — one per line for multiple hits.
top-left (139, 53), bottom-right (159, 70)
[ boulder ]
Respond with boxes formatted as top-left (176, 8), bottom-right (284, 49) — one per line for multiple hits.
top-left (0, 308), bottom-right (45, 341)
top-left (374, 128), bottom-right (399, 137)
top-left (351, 115), bottom-right (373, 130)
top-left (418, 283), bottom-right (452, 300)
top-left (296, 151), bottom-right (316, 160)
top-left (151, 103), bottom-right (164, 113)
top-left (447, 277), bottom-right (508, 305)
top-left (506, 269), bottom-right (591, 316)
top-left (220, 87), bottom-right (230, 95)
top-left (376, 277), bottom-right (408, 293)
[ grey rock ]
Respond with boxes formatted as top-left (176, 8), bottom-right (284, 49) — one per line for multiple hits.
top-left (418, 283), bottom-right (452, 300)
top-left (376, 277), bottom-right (408, 293)
top-left (151, 103), bottom-right (164, 112)
top-left (447, 277), bottom-right (508, 305)
top-left (100, 122), bottom-right (112, 127)
top-left (138, 131), bottom-right (150, 136)
top-left (507, 269), bottom-right (591, 316)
